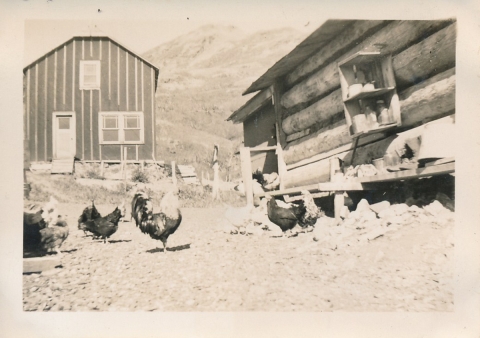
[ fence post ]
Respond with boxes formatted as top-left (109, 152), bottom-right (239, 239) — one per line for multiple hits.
top-left (240, 147), bottom-right (253, 206)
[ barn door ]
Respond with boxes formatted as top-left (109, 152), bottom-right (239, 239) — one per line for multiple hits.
top-left (53, 113), bottom-right (76, 159)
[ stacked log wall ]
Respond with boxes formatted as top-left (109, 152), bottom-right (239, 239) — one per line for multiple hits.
top-left (278, 20), bottom-right (456, 188)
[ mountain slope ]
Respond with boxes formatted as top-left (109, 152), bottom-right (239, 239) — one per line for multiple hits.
top-left (142, 25), bottom-right (305, 179)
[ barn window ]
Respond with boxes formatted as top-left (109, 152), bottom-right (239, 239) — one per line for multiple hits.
top-left (79, 60), bottom-right (100, 89)
top-left (99, 112), bottom-right (144, 144)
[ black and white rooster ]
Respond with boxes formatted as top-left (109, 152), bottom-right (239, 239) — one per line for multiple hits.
top-left (131, 191), bottom-right (182, 254)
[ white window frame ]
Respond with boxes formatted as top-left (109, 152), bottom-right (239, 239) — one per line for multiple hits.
top-left (99, 112), bottom-right (145, 145)
top-left (79, 60), bottom-right (101, 90)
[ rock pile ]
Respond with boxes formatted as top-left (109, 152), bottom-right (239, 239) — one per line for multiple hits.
top-left (313, 194), bottom-right (454, 250)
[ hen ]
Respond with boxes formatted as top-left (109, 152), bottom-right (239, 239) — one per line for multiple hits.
top-left (23, 197), bottom-right (69, 256)
top-left (133, 191), bottom-right (182, 254)
top-left (266, 195), bottom-right (306, 232)
top-left (78, 200), bottom-right (102, 236)
top-left (78, 202), bottom-right (125, 243)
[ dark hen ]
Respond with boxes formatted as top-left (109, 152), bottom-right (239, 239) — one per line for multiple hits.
top-left (78, 203), bottom-right (125, 243)
top-left (78, 200), bottom-right (102, 236)
top-left (23, 198), bottom-right (69, 256)
top-left (266, 195), bottom-right (306, 232)
top-left (134, 191), bottom-right (182, 254)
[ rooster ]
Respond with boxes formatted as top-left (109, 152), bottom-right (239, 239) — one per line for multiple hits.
top-left (23, 197), bottom-right (69, 256)
top-left (78, 200), bottom-right (102, 236)
top-left (78, 202), bottom-right (125, 243)
top-left (133, 191), bottom-right (182, 254)
top-left (131, 192), bottom-right (153, 227)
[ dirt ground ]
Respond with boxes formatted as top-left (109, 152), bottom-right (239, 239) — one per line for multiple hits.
top-left (22, 202), bottom-right (454, 312)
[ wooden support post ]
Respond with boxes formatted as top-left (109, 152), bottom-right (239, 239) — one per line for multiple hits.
top-left (212, 144), bottom-right (220, 200)
top-left (334, 191), bottom-right (345, 225)
top-left (171, 161), bottom-right (177, 189)
top-left (240, 147), bottom-right (253, 206)
top-left (122, 147), bottom-right (127, 182)
top-left (273, 81), bottom-right (287, 190)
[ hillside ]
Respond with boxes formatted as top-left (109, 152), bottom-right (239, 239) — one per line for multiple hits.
top-left (141, 25), bottom-right (305, 180)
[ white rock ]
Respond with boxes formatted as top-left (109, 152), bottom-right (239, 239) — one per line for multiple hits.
top-left (356, 199), bottom-right (370, 212)
top-left (391, 203), bottom-right (409, 216)
top-left (370, 201), bottom-right (390, 214)
top-left (360, 210), bottom-right (377, 222)
top-left (378, 208), bottom-right (396, 219)
top-left (314, 216), bottom-right (335, 228)
top-left (423, 200), bottom-right (446, 216)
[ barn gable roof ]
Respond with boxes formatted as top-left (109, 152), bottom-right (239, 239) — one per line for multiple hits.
top-left (23, 36), bottom-right (160, 90)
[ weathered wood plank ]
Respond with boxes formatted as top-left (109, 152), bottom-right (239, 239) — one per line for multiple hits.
top-left (281, 20), bottom-right (453, 110)
top-left (229, 87), bottom-right (273, 123)
top-left (282, 89), bottom-right (343, 135)
top-left (284, 68), bottom-right (455, 165)
top-left (286, 20), bottom-right (386, 87)
top-left (400, 72), bottom-right (455, 127)
top-left (23, 256), bottom-right (62, 274)
top-left (393, 23), bottom-right (456, 89)
top-left (240, 147), bottom-right (254, 205)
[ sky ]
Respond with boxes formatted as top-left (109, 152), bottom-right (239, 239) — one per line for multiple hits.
top-left (21, 0), bottom-right (331, 66)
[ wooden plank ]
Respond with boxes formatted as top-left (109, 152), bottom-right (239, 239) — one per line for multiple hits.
top-left (44, 58), bottom-right (48, 161)
top-left (359, 162), bottom-right (455, 183)
top-left (393, 23), bottom-right (456, 89)
top-left (286, 21), bottom-right (386, 87)
top-left (34, 64), bottom-right (38, 162)
top-left (228, 87), bottom-right (273, 123)
top-left (23, 256), bottom-right (62, 274)
top-left (256, 184), bottom-right (320, 198)
top-left (240, 147), bottom-right (254, 205)
top-left (151, 68), bottom-right (156, 160)
top-left (334, 191), bottom-right (345, 225)
top-left (286, 129), bottom-right (310, 142)
top-left (284, 69), bottom-right (455, 167)
top-left (250, 146), bottom-right (277, 152)
top-left (424, 157), bottom-right (455, 167)
top-left (281, 20), bottom-right (453, 110)
top-left (283, 89), bottom-right (343, 135)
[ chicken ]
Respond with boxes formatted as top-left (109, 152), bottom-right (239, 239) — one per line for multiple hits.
top-left (131, 192), bottom-right (153, 227)
top-left (298, 190), bottom-right (324, 228)
top-left (77, 200), bottom-right (102, 236)
top-left (134, 191), bottom-right (182, 254)
top-left (78, 202), bottom-right (125, 243)
top-left (23, 197), bottom-right (69, 256)
top-left (266, 195), bottom-right (306, 232)
top-left (38, 215), bottom-right (69, 256)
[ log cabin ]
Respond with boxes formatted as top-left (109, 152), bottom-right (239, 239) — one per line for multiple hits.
top-left (23, 36), bottom-right (160, 172)
top-left (228, 19), bottom-right (455, 213)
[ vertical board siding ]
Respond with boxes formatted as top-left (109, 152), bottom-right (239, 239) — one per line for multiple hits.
top-left (126, 52), bottom-right (129, 110)
top-left (63, 45), bottom-right (66, 107)
top-left (64, 43), bottom-right (73, 113)
top-left (34, 64), bottom-right (39, 162)
top-left (55, 47), bottom-right (64, 112)
top-left (118, 47), bottom-right (126, 110)
top-left (43, 58), bottom-right (48, 161)
top-left (90, 90), bottom-right (93, 160)
top-left (24, 36), bottom-right (158, 163)
top-left (46, 52), bottom-right (55, 161)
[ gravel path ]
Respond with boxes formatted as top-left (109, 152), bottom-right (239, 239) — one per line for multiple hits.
top-left (23, 203), bottom-right (454, 312)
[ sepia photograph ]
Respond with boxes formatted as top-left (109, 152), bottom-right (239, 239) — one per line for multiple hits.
top-left (1, 0), bottom-right (479, 337)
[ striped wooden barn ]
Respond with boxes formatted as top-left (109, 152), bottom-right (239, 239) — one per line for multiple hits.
top-left (23, 36), bottom-right (160, 165)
